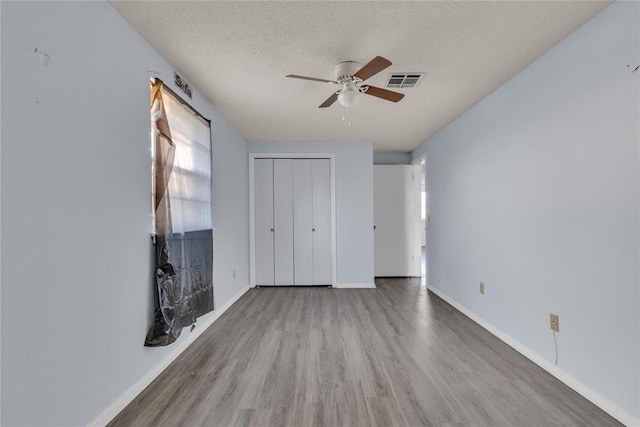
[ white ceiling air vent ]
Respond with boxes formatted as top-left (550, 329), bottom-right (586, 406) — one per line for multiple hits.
top-left (386, 73), bottom-right (424, 88)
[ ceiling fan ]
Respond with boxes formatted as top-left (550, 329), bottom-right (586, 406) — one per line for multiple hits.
top-left (286, 56), bottom-right (405, 108)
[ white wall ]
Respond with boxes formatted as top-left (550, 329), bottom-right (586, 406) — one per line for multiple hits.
top-left (413, 1), bottom-right (639, 422)
top-left (249, 142), bottom-right (374, 286)
top-left (1, 2), bottom-right (249, 425)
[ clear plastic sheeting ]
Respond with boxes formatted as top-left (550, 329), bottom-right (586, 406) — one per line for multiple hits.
top-left (145, 79), bottom-right (214, 347)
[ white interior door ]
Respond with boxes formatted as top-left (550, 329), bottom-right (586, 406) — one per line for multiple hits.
top-left (312, 159), bottom-right (332, 285)
top-left (273, 159), bottom-right (294, 285)
top-left (254, 159), bottom-right (274, 286)
top-left (374, 165), bottom-right (413, 277)
top-left (293, 159), bottom-right (313, 285)
top-left (410, 163), bottom-right (422, 277)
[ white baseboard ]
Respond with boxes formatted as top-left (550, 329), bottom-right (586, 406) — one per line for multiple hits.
top-left (334, 282), bottom-right (376, 289)
top-left (87, 284), bottom-right (251, 427)
top-left (427, 285), bottom-right (640, 427)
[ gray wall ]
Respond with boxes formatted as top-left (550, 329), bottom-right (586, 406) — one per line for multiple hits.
top-left (413, 1), bottom-right (639, 419)
top-left (373, 152), bottom-right (412, 165)
top-left (1, 2), bottom-right (249, 425)
top-left (249, 141), bottom-right (374, 285)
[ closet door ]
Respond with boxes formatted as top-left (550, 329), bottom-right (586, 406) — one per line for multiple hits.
top-left (293, 159), bottom-right (313, 285)
top-left (273, 159), bottom-right (294, 285)
top-left (254, 159), bottom-right (274, 286)
top-left (312, 159), bottom-right (332, 285)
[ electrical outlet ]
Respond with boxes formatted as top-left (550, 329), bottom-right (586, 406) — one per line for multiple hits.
top-left (480, 282), bottom-right (485, 295)
top-left (550, 313), bottom-right (559, 332)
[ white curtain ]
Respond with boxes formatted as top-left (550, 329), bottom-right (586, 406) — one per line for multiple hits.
top-left (160, 86), bottom-right (212, 233)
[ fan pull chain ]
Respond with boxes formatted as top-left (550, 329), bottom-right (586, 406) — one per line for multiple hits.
top-left (342, 104), bottom-right (352, 127)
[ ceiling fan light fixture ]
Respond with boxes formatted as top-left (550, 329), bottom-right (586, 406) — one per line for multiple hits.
top-left (337, 90), bottom-right (360, 107)
top-left (337, 86), bottom-right (361, 107)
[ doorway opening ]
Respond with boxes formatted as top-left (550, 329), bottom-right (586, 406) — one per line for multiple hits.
top-left (412, 155), bottom-right (427, 282)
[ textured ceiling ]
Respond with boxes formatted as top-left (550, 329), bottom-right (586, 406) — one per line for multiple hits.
top-left (111, 1), bottom-right (610, 152)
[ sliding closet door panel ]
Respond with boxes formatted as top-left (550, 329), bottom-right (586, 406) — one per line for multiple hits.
top-left (312, 159), bottom-right (332, 285)
top-left (293, 159), bottom-right (313, 285)
top-left (254, 159), bottom-right (274, 286)
top-left (273, 159), bottom-right (294, 286)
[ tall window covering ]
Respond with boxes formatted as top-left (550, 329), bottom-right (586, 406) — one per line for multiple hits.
top-left (145, 79), bottom-right (214, 347)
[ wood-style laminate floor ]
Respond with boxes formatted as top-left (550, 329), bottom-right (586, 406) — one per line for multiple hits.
top-left (110, 279), bottom-right (622, 427)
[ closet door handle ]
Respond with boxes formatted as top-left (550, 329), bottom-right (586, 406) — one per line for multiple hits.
top-left (312, 228), bottom-right (316, 232)
top-left (270, 228), bottom-right (275, 232)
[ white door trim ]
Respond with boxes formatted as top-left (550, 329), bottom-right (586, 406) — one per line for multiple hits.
top-left (411, 153), bottom-right (426, 166)
top-left (249, 153), bottom-right (337, 287)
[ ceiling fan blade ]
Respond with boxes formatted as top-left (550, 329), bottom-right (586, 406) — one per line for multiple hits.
top-left (319, 92), bottom-right (338, 108)
top-left (286, 74), bottom-right (338, 84)
top-left (353, 56), bottom-right (392, 81)
top-left (363, 85), bottom-right (405, 103)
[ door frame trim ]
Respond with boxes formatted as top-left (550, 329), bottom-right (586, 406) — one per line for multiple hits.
top-left (249, 153), bottom-right (337, 287)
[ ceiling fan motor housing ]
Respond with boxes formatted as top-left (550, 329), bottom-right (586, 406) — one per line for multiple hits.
top-left (334, 61), bottom-right (366, 107)
top-left (334, 61), bottom-right (362, 83)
